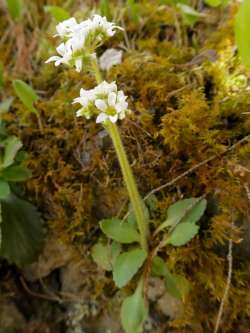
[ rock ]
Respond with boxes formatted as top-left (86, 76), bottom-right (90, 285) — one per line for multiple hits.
top-left (0, 301), bottom-right (26, 333)
top-left (147, 277), bottom-right (165, 302)
top-left (61, 259), bottom-right (91, 296)
top-left (157, 292), bottom-right (183, 320)
top-left (23, 238), bottom-right (75, 281)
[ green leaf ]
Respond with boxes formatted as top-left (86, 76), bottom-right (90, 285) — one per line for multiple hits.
top-left (110, 241), bottom-right (122, 266)
top-left (166, 223), bottom-right (199, 246)
top-left (121, 281), bottom-right (148, 333)
top-left (1, 165), bottom-right (32, 182)
top-left (44, 6), bottom-right (70, 22)
top-left (127, 0), bottom-right (140, 23)
top-left (13, 80), bottom-right (38, 114)
top-left (235, 0), bottom-right (250, 69)
top-left (100, 218), bottom-right (140, 244)
top-left (165, 273), bottom-right (191, 300)
top-left (0, 180), bottom-right (10, 199)
top-left (99, 0), bottom-right (112, 21)
top-left (113, 248), bottom-right (147, 288)
top-left (0, 193), bottom-right (43, 266)
top-left (91, 241), bottom-right (121, 271)
top-left (172, 274), bottom-right (191, 299)
top-left (151, 256), bottom-right (170, 277)
top-left (0, 97), bottom-right (14, 115)
top-left (156, 197), bottom-right (207, 234)
top-left (205, 0), bottom-right (228, 7)
top-left (127, 201), bottom-right (149, 226)
top-left (15, 150), bottom-right (28, 163)
top-left (6, 0), bottom-right (22, 20)
top-left (91, 242), bottom-right (112, 271)
top-left (2, 136), bottom-right (23, 169)
top-left (177, 4), bottom-right (206, 26)
top-left (165, 272), bottom-right (182, 300)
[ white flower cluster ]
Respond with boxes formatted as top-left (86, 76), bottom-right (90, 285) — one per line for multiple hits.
top-left (73, 81), bottom-right (130, 123)
top-left (46, 15), bottom-right (122, 72)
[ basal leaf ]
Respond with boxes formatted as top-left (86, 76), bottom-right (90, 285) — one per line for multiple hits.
top-left (91, 242), bottom-right (112, 271)
top-left (91, 241), bottom-right (121, 271)
top-left (172, 274), bottom-right (191, 299)
top-left (156, 197), bottom-right (206, 234)
top-left (205, 0), bottom-right (228, 7)
top-left (2, 136), bottom-right (23, 169)
top-left (177, 4), bottom-right (206, 26)
top-left (165, 273), bottom-right (191, 300)
top-left (127, 201), bottom-right (149, 226)
top-left (6, 0), bottom-right (22, 20)
top-left (0, 193), bottom-right (43, 266)
top-left (99, 0), bottom-right (112, 21)
top-left (121, 281), bottom-right (148, 333)
top-left (0, 97), bottom-right (14, 115)
top-left (126, 0), bottom-right (140, 23)
top-left (44, 6), bottom-right (70, 22)
top-left (100, 218), bottom-right (140, 244)
top-left (165, 272), bottom-right (182, 300)
top-left (0, 180), bottom-right (10, 199)
top-left (113, 248), bottom-right (147, 288)
top-left (13, 80), bottom-right (38, 114)
top-left (235, 0), bottom-right (250, 69)
top-left (1, 165), bottom-right (32, 182)
top-left (166, 223), bottom-right (199, 247)
top-left (151, 256), bottom-right (170, 277)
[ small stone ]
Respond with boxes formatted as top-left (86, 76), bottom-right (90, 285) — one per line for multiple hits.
top-left (147, 277), bottom-right (165, 302)
top-left (157, 292), bottom-right (183, 320)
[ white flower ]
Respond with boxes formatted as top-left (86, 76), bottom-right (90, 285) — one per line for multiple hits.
top-left (73, 81), bottom-right (129, 123)
top-left (54, 17), bottom-right (79, 38)
top-left (46, 15), bottom-right (123, 72)
top-left (45, 42), bottom-right (84, 72)
top-left (46, 42), bottom-right (72, 66)
top-left (100, 48), bottom-right (123, 71)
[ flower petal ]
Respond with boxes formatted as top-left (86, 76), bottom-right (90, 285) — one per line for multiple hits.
top-left (95, 99), bottom-right (107, 111)
top-left (45, 56), bottom-right (61, 63)
top-left (109, 114), bottom-right (118, 123)
top-left (96, 113), bottom-right (107, 123)
top-left (75, 58), bottom-right (82, 72)
top-left (76, 109), bottom-right (83, 117)
top-left (108, 92), bottom-right (117, 106)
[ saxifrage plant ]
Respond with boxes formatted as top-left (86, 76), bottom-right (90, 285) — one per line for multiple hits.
top-left (46, 14), bottom-right (207, 333)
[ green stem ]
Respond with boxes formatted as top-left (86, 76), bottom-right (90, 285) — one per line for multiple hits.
top-left (91, 57), bottom-right (102, 84)
top-left (91, 58), bottom-right (148, 252)
top-left (106, 121), bottom-right (148, 252)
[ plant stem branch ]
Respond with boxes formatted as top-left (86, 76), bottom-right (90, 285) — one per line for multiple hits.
top-left (91, 57), bottom-right (102, 84)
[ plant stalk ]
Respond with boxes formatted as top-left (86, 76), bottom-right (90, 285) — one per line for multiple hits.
top-left (91, 57), bottom-right (148, 252)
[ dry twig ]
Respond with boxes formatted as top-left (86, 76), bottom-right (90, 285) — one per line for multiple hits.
top-left (213, 219), bottom-right (234, 333)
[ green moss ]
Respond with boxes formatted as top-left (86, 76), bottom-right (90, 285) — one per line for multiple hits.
top-left (0, 1), bottom-right (250, 331)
